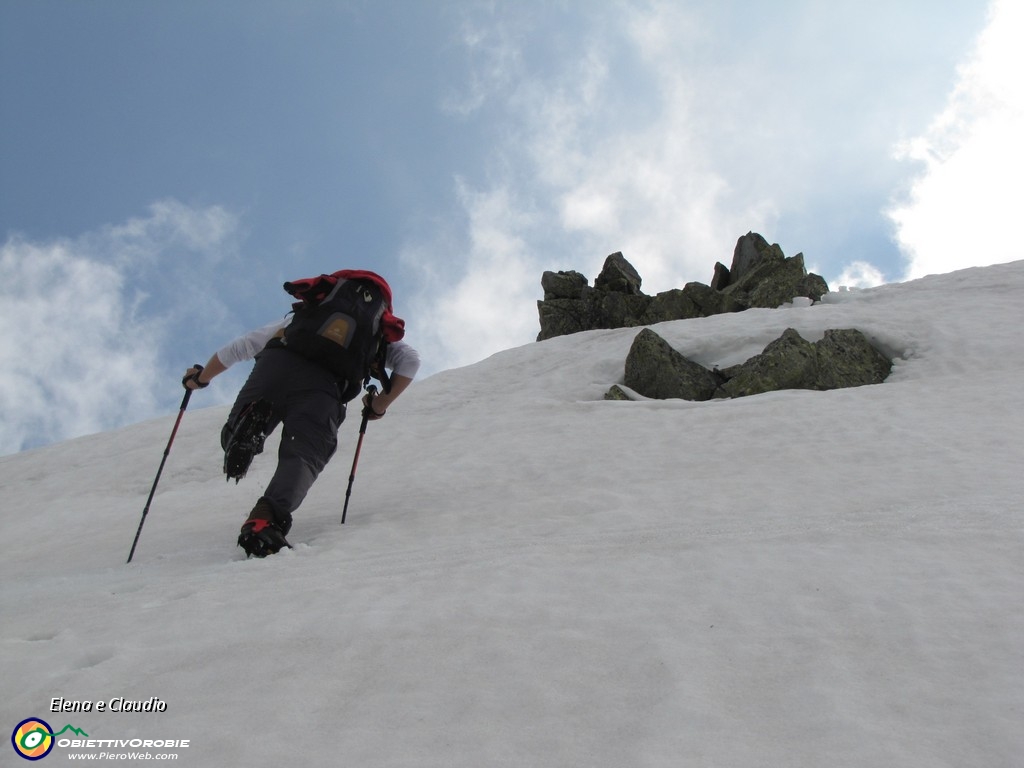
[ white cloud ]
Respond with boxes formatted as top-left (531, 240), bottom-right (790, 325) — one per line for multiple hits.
top-left (0, 237), bottom-right (161, 454)
top-left (0, 200), bottom-right (242, 454)
top-left (889, 0), bottom-right (1024, 280)
top-left (402, 182), bottom-right (540, 373)
top-left (441, 13), bottom-right (525, 117)
top-left (412, 3), bottom-right (781, 373)
top-left (834, 261), bottom-right (886, 290)
top-left (100, 199), bottom-right (241, 267)
top-left (510, 6), bottom-right (764, 291)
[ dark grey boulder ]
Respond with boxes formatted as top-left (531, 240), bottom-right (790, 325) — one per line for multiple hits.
top-left (603, 384), bottom-right (632, 401)
top-left (716, 328), bottom-right (893, 398)
top-left (624, 329), bottom-right (722, 401)
top-left (541, 270), bottom-right (588, 300)
top-left (594, 289), bottom-right (651, 329)
top-left (715, 328), bottom-right (818, 398)
top-left (710, 262), bottom-right (731, 291)
top-left (536, 298), bottom-right (590, 340)
top-left (797, 272), bottom-right (831, 303)
top-left (680, 281), bottom-right (745, 317)
top-left (746, 253), bottom-right (813, 308)
top-left (814, 329), bottom-right (892, 389)
top-left (594, 252), bottom-right (643, 294)
top-left (640, 289), bottom-right (702, 325)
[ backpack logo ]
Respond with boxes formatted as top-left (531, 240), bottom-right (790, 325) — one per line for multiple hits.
top-left (321, 317), bottom-right (354, 346)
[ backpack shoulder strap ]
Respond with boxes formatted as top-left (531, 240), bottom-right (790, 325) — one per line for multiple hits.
top-left (369, 338), bottom-right (393, 393)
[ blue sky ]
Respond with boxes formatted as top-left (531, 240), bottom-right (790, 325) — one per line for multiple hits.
top-left (1, 0), bottom-right (1020, 454)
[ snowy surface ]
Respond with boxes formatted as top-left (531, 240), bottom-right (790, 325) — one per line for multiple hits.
top-left (3, 261), bottom-right (1023, 766)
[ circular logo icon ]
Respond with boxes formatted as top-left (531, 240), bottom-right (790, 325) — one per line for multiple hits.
top-left (11, 718), bottom-right (54, 761)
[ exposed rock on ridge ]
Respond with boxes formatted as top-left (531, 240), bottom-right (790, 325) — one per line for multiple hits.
top-left (537, 232), bottom-right (829, 341)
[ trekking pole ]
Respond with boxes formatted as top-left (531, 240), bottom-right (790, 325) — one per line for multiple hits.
top-left (342, 385), bottom-right (377, 524)
top-left (127, 375), bottom-right (197, 563)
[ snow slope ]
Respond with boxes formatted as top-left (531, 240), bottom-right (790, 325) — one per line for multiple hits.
top-left (3, 261), bottom-right (1023, 767)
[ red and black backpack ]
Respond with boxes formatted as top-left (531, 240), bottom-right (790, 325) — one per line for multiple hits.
top-left (269, 270), bottom-right (405, 402)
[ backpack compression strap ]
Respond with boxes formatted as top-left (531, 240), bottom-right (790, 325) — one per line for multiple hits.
top-left (282, 274), bottom-right (337, 304)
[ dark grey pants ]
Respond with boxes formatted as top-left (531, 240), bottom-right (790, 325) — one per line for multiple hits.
top-left (227, 348), bottom-right (347, 525)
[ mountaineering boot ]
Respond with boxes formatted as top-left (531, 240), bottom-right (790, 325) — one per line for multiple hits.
top-left (222, 400), bottom-right (274, 482)
top-left (237, 519), bottom-right (291, 558)
top-left (237, 498), bottom-right (292, 558)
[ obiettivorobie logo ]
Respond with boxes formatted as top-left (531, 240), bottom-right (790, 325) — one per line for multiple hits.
top-left (11, 716), bottom-right (190, 761)
top-left (11, 718), bottom-right (87, 761)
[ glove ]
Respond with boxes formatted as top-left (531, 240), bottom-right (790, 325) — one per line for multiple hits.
top-left (182, 364), bottom-right (208, 390)
top-left (361, 390), bottom-right (385, 420)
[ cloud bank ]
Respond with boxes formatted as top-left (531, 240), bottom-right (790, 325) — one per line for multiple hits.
top-left (408, 4), bottom-right (770, 372)
top-left (0, 200), bottom-right (241, 454)
top-left (889, 0), bottom-right (1023, 280)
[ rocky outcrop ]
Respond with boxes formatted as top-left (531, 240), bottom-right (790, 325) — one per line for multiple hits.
top-left (537, 254), bottom-right (651, 340)
top-left (614, 327), bottom-right (892, 401)
top-left (537, 233), bottom-right (829, 340)
top-left (714, 233), bottom-right (830, 309)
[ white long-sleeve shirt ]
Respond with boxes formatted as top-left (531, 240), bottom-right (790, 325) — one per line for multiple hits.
top-left (216, 317), bottom-right (421, 379)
